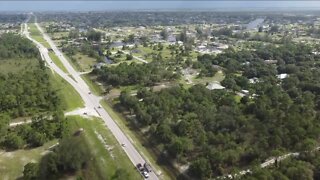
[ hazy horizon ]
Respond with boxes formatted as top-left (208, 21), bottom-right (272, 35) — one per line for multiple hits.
top-left (1, 1), bottom-right (320, 12)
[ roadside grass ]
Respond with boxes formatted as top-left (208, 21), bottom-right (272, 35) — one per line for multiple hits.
top-left (0, 140), bottom-right (58, 179)
top-left (49, 72), bottom-right (84, 111)
top-left (81, 74), bottom-right (104, 96)
top-left (100, 100), bottom-right (173, 180)
top-left (0, 58), bottom-right (39, 74)
top-left (66, 116), bottom-right (141, 180)
top-left (28, 24), bottom-right (50, 48)
top-left (48, 52), bottom-right (69, 74)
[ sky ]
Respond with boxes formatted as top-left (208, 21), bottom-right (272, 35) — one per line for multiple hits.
top-left (1, 1), bottom-right (320, 12)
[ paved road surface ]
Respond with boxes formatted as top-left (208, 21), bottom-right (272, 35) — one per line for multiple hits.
top-left (23, 17), bottom-right (159, 180)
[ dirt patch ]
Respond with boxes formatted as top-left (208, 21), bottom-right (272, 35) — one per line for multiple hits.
top-left (94, 130), bottom-right (115, 159)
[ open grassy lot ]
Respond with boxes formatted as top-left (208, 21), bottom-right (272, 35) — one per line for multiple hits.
top-left (28, 24), bottom-right (51, 48)
top-left (0, 58), bottom-right (39, 74)
top-left (192, 70), bottom-right (225, 84)
top-left (100, 100), bottom-right (173, 180)
top-left (66, 116), bottom-right (142, 180)
top-left (48, 52), bottom-right (69, 74)
top-left (49, 32), bottom-right (69, 39)
top-left (180, 70), bottom-right (225, 88)
top-left (49, 72), bottom-right (84, 111)
top-left (0, 140), bottom-right (58, 179)
top-left (71, 53), bottom-right (97, 72)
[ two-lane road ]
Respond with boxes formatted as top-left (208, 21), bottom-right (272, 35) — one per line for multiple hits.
top-left (23, 18), bottom-right (159, 180)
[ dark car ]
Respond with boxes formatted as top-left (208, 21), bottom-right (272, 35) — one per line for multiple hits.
top-left (136, 163), bottom-right (144, 172)
top-left (144, 163), bottom-right (152, 172)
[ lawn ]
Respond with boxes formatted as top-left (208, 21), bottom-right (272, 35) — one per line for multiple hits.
top-left (48, 52), bottom-right (69, 74)
top-left (49, 72), bottom-right (84, 112)
top-left (66, 116), bottom-right (142, 180)
top-left (28, 24), bottom-right (51, 48)
top-left (192, 70), bottom-right (225, 84)
top-left (0, 140), bottom-right (58, 179)
top-left (100, 100), bottom-right (173, 180)
top-left (0, 58), bottom-right (39, 74)
top-left (180, 70), bottom-right (225, 88)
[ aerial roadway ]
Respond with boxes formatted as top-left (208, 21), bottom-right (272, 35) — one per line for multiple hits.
top-left (23, 15), bottom-right (159, 180)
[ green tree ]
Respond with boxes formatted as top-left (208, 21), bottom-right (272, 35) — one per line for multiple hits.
top-left (23, 162), bottom-right (39, 180)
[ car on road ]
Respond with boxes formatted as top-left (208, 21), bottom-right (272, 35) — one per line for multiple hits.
top-left (121, 143), bottom-right (126, 147)
top-left (88, 91), bottom-right (92, 94)
top-left (143, 171), bottom-right (149, 178)
top-left (83, 112), bottom-right (87, 115)
top-left (136, 163), bottom-right (144, 171)
top-left (144, 163), bottom-right (152, 172)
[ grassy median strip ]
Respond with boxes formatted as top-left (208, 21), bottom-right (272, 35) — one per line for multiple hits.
top-left (49, 72), bottom-right (84, 111)
top-left (28, 24), bottom-right (51, 48)
top-left (48, 52), bottom-right (69, 74)
top-left (100, 100), bottom-right (173, 180)
top-left (66, 116), bottom-right (141, 180)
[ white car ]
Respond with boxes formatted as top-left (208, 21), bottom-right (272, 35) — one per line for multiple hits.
top-left (143, 171), bottom-right (149, 178)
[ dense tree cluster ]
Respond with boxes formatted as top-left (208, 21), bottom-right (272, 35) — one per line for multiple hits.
top-left (93, 61), bottom-right (179, 87)
top-left (242, 151), bottom-right (320, 180)
top-left (0, 34), bottom-right (67, 150)
top-left (86, 29), bottom-right (102, 42)
top-left (119, 43), bottom-right (320, 179)
top-left (0, 68), bottom-right (61, 117)
top-left (23, 134), bottom-right (91, 180)
top-left (37, 135), bottom-right (91, 179)
top-left (0, 33), bottom-right (39, 59)
top-left (2, 113), bottom-right (67, 150)
top-left (0, 14), bottom-right (26, 23)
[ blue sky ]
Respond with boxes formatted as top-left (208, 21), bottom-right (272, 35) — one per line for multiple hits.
top-left (1, 1), bottom-right (320, 12)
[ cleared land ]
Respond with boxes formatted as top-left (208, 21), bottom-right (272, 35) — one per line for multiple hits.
top-left (71, 53), bottom-right (97, 72)
top-left (0, 140), bottom-right (58, 179)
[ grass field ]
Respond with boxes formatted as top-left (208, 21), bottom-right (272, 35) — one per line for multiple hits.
top-left (49, 72), bottom-right (84, 111)
top-left (71, 53), bottom-right (97, 72)
top-left (192, 70), bottom-right (225, 84)
top-left (180, 70), bottom-right (225, 88)
top-left (100, 100), bottom-right (172, 180)
top-left (28, 24), bottom-right (51, 48)
top-left (66, 116), bottom-right (142, 180)
top-left (0, 140), bottom-right (58, 179)
top-left (0, 58), bottom-right (39, 74)
top-left (48, 52), bottom-right (69, 74)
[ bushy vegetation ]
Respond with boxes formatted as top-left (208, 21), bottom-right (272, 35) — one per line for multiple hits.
top-left (0, 33), bottom-right (39, 59)
top-left (118, 43), bottom-right (320, 179)
top-left (0, 34), bottom-right (67, 149)
top-left (93, 61), bottom-right (179, 87)
top-left (242, 152), bottom-right (320, 180)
